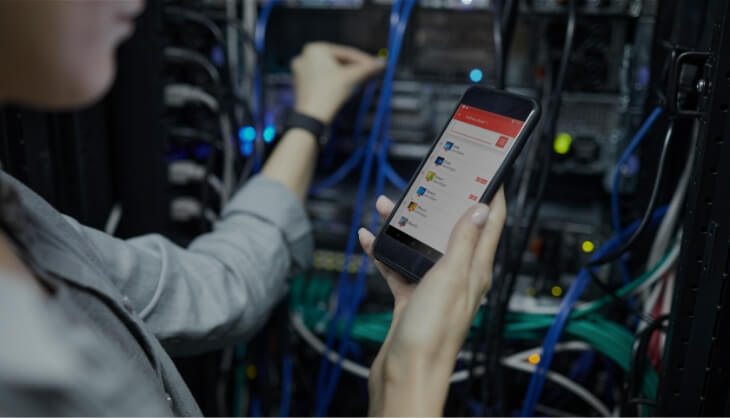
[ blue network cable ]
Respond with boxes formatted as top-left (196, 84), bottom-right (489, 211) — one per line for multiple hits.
top-left (314, 0), bottom-right (415, 414)
top-left (381, 146), bottom-right (408, 190)
top-left (251, 0), bottom-right (282, 173)
top-left (279, 354), bottom-right (293, 417)
top-left (317, 92), bottom-right (399, 413)
top-left (250, 397), bottom-right (262, 417)
top-left (520, 205), bottom-right (669, 416)
top-left (309, 81), bottom-right (377, 195)
top-left (375, 70), bottom-right (407, 192)
top-left (611, 107), bottom-right (663, 233)
top-left (314, 0), bottom-right (410, 407)
top-left (610, 107), bottom-right (663, 325)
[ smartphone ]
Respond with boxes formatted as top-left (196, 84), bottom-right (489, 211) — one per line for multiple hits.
top-left (373, 86), bottom-right (540, 281)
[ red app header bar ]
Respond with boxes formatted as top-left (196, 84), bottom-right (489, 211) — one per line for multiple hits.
top-left (453, 105), bottom-right (525, 137)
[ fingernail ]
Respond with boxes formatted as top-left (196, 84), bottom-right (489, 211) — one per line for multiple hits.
top-left (471, 204), bottom-right (490, 226)
top-left (358, 228), bottom-right (370, 243)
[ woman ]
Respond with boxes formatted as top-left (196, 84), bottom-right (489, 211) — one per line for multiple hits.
top-left (0, 1), bottom-right (505, 415)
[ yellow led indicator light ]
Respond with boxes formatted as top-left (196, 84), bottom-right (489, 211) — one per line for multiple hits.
top-left (553, 133), bottom-right (572, 155)
top-left (551, 286), bottom-right (563, 297)
top-left (246, 365), bottom-right (257, 380)
top-left (378, 48), bottom-right (389, 58)
top-left (528, 354), bottom-right (541, 365)
top-left (581, 240), bottom-right (595, 253)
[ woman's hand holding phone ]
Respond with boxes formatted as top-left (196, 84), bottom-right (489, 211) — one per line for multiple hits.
top-left (358, 187), bottom-right (506, 417)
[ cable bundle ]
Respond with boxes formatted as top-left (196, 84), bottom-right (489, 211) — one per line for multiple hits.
top-left (313, 1), bottom-right (416, 414)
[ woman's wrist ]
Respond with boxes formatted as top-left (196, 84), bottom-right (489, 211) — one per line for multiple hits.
top-left (294, 102), bottom-right (333, 126)
top-left (380, 350), bottom-right (455, 416)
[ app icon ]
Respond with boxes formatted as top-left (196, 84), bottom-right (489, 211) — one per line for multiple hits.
top-left (416, 186), bottom-right (426, 196)
top-left (435, 156), bottom-right (445, 166)
top-left (444, 141), bottom-right (454, 151)
top-left (398, 216), bottom-right (408, 227)
top-left (496, 136), bottom-right (509, 148)
top-left (407, 201), bottom-right (418, 212)
top-left (425, 171), bottom-right (436, 181)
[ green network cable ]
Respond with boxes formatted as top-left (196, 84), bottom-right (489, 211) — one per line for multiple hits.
top-left (289, 244), bottom-right (677, 401)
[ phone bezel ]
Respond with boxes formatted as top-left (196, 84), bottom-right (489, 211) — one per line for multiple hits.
top-left (373, 86), bottom-right (541, 282)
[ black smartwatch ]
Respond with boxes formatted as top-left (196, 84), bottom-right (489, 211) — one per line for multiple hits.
top-left (281, 109), bottom-right (328, 150)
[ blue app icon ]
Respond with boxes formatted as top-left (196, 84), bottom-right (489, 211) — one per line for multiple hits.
top-left (444, 141), bottom-right (454, 151)
top-left (435, 156), bottom-right (445, 166)
top-left (417, 186), bottom-right (426, 196)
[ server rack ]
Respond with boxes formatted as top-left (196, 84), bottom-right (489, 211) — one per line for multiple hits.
top-left (656, 0), bottom-right (730, 414)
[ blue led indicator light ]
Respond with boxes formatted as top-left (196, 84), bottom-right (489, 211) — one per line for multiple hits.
top-left (469, 68), bottom-right (483, 83)
top-left (241, 140), bottom-right (254, 156)
top-left (239, 126), bottom-right (256, 142)
top-left (263, 126), bottom-right (276, 143)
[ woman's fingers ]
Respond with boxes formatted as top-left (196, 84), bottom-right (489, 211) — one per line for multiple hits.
top-left (358, 227), bottom-right (377, 255)
top-left (376, 195), bottom-right (395, 220)
top-left (358, 227), bottom-right (414, 306)
top-left (470, 187), bottom-right (507, 294)
top-left (441, 203), bottom-right (489, 271)
top-left (358, 227), bottom-right (400, 282)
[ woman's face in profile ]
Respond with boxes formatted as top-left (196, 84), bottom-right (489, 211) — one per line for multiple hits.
top-left (0, 0), bottom-right (145, 109)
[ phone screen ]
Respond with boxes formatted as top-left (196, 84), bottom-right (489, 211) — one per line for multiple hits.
top-left (384, 104), bottom-right (527, 259)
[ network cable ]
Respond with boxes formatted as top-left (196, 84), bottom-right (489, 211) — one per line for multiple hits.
top-left (462, 0), bottom-right (522, 410)
top-left (521, 241), bottom-right (623, 416)
top-left (164, 47), bottom-right (222, 84)
top-left (314, 0), bottom-right (415, 414)
top-left (164, 6), bottom-right (226, 45)
top-left (521, 121), bottom-right (675, 416)
top-left (611, 107), bottom-right (663, 233)
top-left (279, 354), bottom-right (293, 417)
top-left (482, 0), bottom-right (577, 413)
top-left (610, 106), bottom-right (663, 294)
top-left (587, 120), bottom-right (674, 268)
top-left (309, 81), bottom-right (377, 195)
top-left (623, 314), bottom-right (670, 416)
top-left (292, 238), bottom-right (676, 412)
top-left (318, 84), bottom-right (400, 412)
top-left (252, 0), bottom-right (282, 175)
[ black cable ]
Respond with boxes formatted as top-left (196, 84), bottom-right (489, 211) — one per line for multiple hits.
top-left (588, 271), bottom-right (654, 323)
top-left (492, 0), bottom-right (505, 90)
top-left (481, 1), bottom-right (577, 414)
top-left (204, 12), bottom-right (258, 53)
top-left (501, 0), bottom-right (519, 62)
top-left (164, 6), bottom-right (226, 45)
top-left (164, 47), bottom-right (222, 84)
top-left (622, 314), bottom-right (670, 416)
top-left (163, 6), bottom-right (253, 183)
top-left (205, 9), bottom-right (269, 172)
top-left (586, 120), bottom-right (675, 268)
top-left (459, 1), bottom-right (516, 413)
top-left (168, 126), bottom-right (223, 148)
top-left (200, 138), bottom-right (218, 233)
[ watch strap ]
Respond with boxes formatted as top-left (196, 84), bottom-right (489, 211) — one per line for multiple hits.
top-left (283, 110), bottom-right (327, 147)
